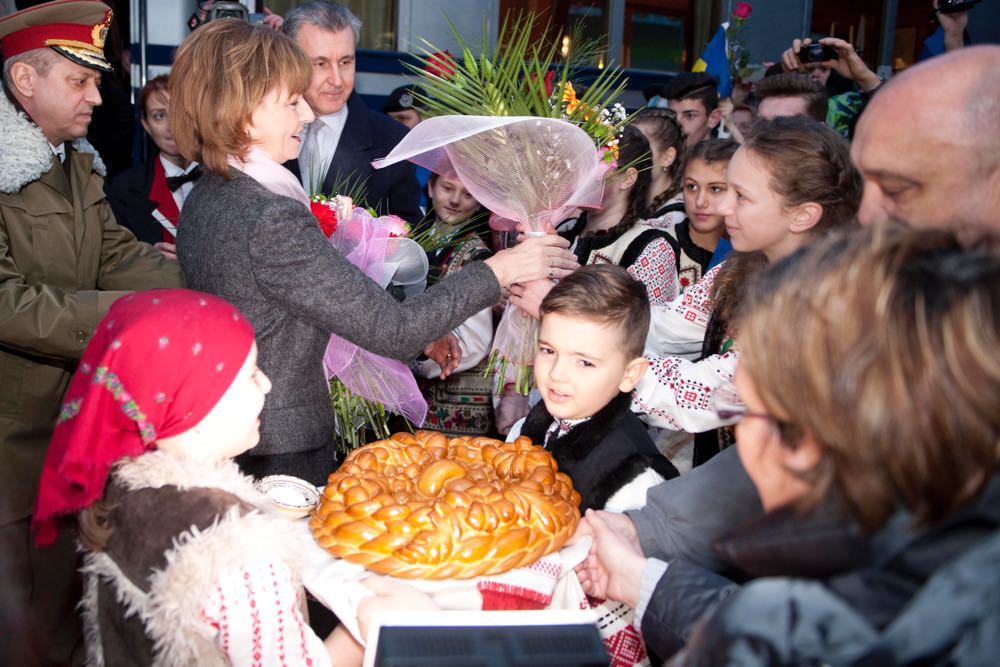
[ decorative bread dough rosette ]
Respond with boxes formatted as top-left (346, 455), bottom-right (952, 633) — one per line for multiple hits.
top-left (310, 431), bottom-right (581, 579)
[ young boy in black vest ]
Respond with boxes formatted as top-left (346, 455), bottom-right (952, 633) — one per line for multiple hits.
top-left (510, 264), bottom-right (678, 511)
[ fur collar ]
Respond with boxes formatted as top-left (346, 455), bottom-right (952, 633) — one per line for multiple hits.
top-left (0, 91), bottom-right (106, 193)
top-left (82, 451), bottom-right (312, 667)
top-left (111, 450), bottom-right (270, 509)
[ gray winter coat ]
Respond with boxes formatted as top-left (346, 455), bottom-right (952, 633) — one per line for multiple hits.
top-left (177, 170), bottom-right (499, 467)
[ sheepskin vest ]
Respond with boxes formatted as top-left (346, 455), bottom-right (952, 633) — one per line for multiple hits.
top-left (79, 452), bottom-right (309, 667)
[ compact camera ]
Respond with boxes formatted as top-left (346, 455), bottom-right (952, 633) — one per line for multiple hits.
top-left (938, 0), bottom-right (982, 14)
top-left (188, 1), bottom-right (249, 31)
top-left (799, 43), bottom-right (840, 64)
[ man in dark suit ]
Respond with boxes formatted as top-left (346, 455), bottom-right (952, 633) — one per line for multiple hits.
top-left (106, 74), bottom-right (201, 261)
top-left (282, 1), bottom-right (422, 224)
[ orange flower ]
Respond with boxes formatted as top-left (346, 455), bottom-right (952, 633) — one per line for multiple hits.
top-left (562, 82), bottom-right (580, 114)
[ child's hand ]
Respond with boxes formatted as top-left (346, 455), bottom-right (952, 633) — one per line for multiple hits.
top-left (495, 389), bottom-right (529, 435)
top-left (509, 278), bottom-right (557, 320)
top-left (574, 509), bottom-right (645, 607)
top-left (424, 334), bottom-right (461, 378)
top-left (357, 577), bottom-right (439, 639)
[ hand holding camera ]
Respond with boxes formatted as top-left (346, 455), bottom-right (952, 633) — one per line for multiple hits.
top-left (934, 0), bottom-right (974, 52)
top-left (782, 37), bottom-right (882, 93)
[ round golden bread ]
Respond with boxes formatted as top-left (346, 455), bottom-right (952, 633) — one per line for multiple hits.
top-left (309, 430), bottom-right (581, 579)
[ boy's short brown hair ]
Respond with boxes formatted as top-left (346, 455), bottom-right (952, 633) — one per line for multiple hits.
top-left (539, 264), bottom-right (650, 360)
top-left (168, 19), bottom-right (311, 176)
top-left (756, 72), bottom-right (829, 123)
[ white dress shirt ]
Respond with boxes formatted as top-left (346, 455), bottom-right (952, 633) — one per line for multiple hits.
top-left (49, 142), bottom-right (66, 163)
top-left (160, 156), bottom-right (200, 210)
top-left (298, 106), bottom-right (349, 195)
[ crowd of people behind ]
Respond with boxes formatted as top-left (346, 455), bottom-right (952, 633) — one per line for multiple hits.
top-left (0, 0), bottom-right (997, 665)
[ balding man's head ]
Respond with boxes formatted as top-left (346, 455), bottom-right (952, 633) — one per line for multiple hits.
top-left (852, 46), bottom-right (1000, 230)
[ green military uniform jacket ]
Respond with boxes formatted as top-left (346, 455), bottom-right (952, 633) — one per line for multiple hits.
top-left (0, 93), bottom-right (182, 526)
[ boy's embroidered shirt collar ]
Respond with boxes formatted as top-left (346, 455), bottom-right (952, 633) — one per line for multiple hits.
top-left (545, 417), bottom-right (590, 446)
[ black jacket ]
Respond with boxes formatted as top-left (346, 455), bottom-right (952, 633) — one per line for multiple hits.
top-left (106, 158), bottom-right (163, 244)
top-left (521, 392), bottom-right (679, 511)
top-left (286, 92), bottom-right (422, 225)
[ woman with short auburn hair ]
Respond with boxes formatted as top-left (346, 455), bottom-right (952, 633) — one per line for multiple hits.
top-left (576, 225), bottom-right (1000, 664)
top-left (169, 20), bottom-right (577, 482)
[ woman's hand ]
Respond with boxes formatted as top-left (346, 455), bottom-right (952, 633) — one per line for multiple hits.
top-left (508, 278), bottom-right (557, 321)
top-left (573, 509), bottom-right (645, 607)
top-left (357, 577), bottom-right (439, 640)
top-left (483, 235), bottom-right (577, 287)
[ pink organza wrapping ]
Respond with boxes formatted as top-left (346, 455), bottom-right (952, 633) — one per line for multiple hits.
top-left (373, 116), bottom-right (607, 231)
top-left (323, 208), bottom-right (428, 425)
top-left (375, 116), bottom-right (609, 394)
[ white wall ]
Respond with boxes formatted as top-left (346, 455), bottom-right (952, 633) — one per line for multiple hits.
top-left (396, 0), bottom-right (499, 56)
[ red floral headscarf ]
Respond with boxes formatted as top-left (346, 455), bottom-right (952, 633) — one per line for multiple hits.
top-left (32, 289), bottom-right (255, 546)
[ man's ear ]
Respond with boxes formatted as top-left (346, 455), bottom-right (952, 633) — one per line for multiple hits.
top-left (9, 61), bottom-right (38, 99)
top-left (618, 356), bottom-right (649, 393)
top-left (790, 202), bottom-right (824, 233)
top-left (707, 106), bottom-right (724, 130)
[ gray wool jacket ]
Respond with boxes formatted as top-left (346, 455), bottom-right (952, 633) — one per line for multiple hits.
top-left (177, 169), bottom-right (499, 458)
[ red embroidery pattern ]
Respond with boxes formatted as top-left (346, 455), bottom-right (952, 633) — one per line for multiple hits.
top-left (674, 263), bottom-right (718, 321)
top-left (295, 588), bottom-right (314, 667)
top-left (604, 625), bottom-right (647, 667)
top-left (625, 240), bottom-right (678, 306)
top-left (270, 563), bottom-right (288, 665)
top-left (243, 569), bottom-right (263, 667)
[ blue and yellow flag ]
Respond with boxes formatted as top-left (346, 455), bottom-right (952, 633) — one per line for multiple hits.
top-left (692, 23), bottom-right (732, 97)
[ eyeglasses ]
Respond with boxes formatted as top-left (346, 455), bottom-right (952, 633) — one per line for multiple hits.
top-left (711, 384), bottom-right (779, 424)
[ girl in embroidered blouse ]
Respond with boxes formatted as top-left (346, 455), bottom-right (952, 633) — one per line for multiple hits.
top-left (32, 290), bottom-right (370, 667)
top-left (632, 116), bottom-right (862, 468)
top-left (510, 125), bottom-right (686, 319)
top-left (413, 173), bottom-right (502, 436)
top-left (630, 107), bottom-right (687, 226)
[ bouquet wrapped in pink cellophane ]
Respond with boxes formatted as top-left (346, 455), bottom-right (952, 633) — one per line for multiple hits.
top-left (322, 202), bottom-right (429, 433)
top-left (373, 115), bottom-right (608, 394)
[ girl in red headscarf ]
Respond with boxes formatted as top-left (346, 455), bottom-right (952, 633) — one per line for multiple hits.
top-left (32, 289), bottom-right (362, 666)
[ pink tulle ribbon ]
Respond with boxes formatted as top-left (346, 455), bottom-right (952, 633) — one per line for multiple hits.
top-left (323, 207), bottom-right (428, 426)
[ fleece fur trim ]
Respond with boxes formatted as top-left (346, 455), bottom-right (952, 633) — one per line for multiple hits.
top-left (111, 451), bottom-right (271, 508)
top-left (82, 452), bottom-right (312, 666)
top-left (0, 93), bottom-right (106, 193)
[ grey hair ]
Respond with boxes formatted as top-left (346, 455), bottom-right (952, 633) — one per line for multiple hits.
top-left (282, 1), bottom-right (362, 44)
top-left (2, 48), bottom-right (61, 91)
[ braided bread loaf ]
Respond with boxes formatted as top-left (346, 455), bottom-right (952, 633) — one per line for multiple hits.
top-left (310, 431), bottom-right (581, 579)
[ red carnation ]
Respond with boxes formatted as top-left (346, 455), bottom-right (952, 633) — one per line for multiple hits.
top-left (733, 2), bottom-right (752, 19)
top-left (424, 51), bottom-right (457, 80)
top-left (311, 201), bottom-right (338, 237)
top-left (544, 70), bottom-right (556, 97)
